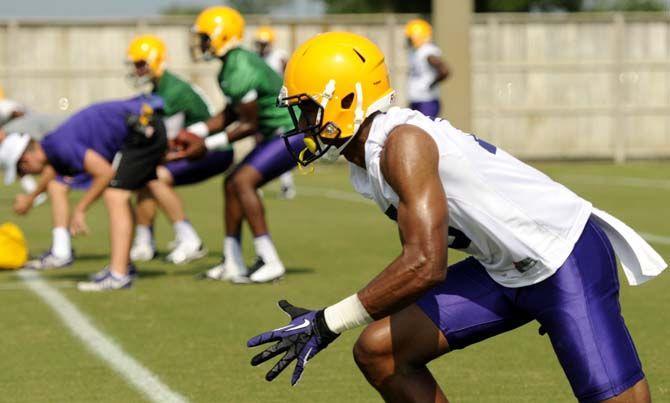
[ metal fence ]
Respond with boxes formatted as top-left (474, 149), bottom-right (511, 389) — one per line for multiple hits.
top-left (1, 12), bottom-right (670, 160)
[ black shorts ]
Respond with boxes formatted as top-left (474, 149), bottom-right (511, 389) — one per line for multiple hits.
top-left (109, 117), bottom-right (167, 190)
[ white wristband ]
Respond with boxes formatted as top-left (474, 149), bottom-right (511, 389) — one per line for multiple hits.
top-left (204, 132), bottom-right (229, 151)
top-left (324, 294), bottom-right (373, 334)
top-left (186, 121), bottom-right (209, 138)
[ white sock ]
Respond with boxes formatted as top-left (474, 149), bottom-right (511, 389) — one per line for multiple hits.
top-left (224, 236), bottom-right (245, 267)
top-left (135, 225), bottom-right (154, 246)
top-left (174, 220), bottom-right (200, 245)
top-left (279, 172), bottom-right (294, 188)
top-left (52, 227), bottom-right (71, 259)
top-left (254, 235), bottom-right (281, 265)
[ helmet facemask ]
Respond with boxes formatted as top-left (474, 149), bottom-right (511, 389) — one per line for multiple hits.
top-left (126, 60), bottom-right (153, 89)
top-left (280, 80), bottom-right (364, 167)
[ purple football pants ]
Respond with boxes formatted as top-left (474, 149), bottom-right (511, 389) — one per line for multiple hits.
top-left (410, 100), bottom-right (440, 120)
top-left (417, 219), bottom-right (644, 402)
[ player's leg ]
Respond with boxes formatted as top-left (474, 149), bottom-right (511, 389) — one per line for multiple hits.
top-left (202, 173), bottom-right (248, 281)
top-left (354, 257), bottom-right (532, 402)
top-left (354, 305), bottom-right (450, 403)
top-left (78, 116), bottom-right (167, 291)
top-left (522, 219), bottom-right (649, 403)
top-left (25, 178), bottom-right (74, 269)
top-left (228, 135), bottom-right (303, 283)
top-left (278, 171), bottom-right (296, 199)
top-left (104, 187), bottom-right (134, 278)
top-left (146, 177), bottom-right (205, 265)
top-left (130, 186), bottom-right (158, 261)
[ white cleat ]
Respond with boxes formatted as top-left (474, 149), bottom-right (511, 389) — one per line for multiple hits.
top-left (130, 242), bottom-right (156, 262)
top-left (166, 242), bottom-right (207, 265)
top-left (204, 259), bottom-right (250, 283)
top-left (249, 258), bottom-right (285, 283)
top-left (279, 185), bottom-right (296, 200)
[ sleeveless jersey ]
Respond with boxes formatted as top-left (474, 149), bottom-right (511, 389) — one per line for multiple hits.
top-left (349, 107), bottom-right (593, 288)
top-left (407, 43), bottom-right (442, 103)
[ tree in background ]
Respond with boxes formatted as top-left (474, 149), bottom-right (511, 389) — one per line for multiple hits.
top-left (323, 0), bottom-right (430, 13)
top-left (586, 0), bottom-right (665, 11)
top-left (474, 0), bottom-right (583, 12)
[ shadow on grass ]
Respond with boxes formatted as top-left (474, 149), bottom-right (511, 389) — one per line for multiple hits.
top-left (169, 266), bottom-right (316, 278)
top-left (43, 269), bottom-right (169, 281)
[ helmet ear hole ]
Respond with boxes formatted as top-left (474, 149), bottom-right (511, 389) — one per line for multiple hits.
top-left (340, 92), bottom-right (355, 109)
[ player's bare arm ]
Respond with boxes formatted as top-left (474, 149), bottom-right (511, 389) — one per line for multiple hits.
top-left (427, 55), bottom-right (450, 89)
top-left (13, 165), bottom-right (55, 215)
top-left (358, 124), bottom-right (448, 319)
top-left (223, 100), bottom-right (259, 143)
top-left (69, 149), bottom-right (115, 235)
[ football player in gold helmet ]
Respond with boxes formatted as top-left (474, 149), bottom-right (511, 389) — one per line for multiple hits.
top-left (248, 32), bottom-right (658, 403)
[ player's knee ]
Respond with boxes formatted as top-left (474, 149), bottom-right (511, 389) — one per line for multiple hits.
top-left (230, 173), bottom-right (256, 194)
top-left (353, 323), bottom-right (394, 381)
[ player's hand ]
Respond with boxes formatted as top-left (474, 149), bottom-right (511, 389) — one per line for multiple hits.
top-left (13, 193), bottom-right (34, 215)
top-left (69, 209), bottom-right (89, 236)
top-left (165, 130), bottom-right (206, 161)
top-left (247, 300), bottom-right (339, 386)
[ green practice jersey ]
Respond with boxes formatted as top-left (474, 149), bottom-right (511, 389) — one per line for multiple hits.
top-left (218, 47), bottom-right (292, 138)
top-left (154, 70), bottom-right (212, 127)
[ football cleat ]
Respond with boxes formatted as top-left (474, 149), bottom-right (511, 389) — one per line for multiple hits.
top-left (278, 185), bottom-right (296, 200)
top-left (77, 270), bottom-right (133, 292)
top-left (249, 257), bottom-right (285, 283)
top-left (23, 250), bottom-right (74, 271)
top-left (166, 242), bottom-right (207, 265)
top-left (130, 241), bottom-right (156, 262)
top-left (202, 257), bottom-right (250, 283)
top-left (89, 264), bottom-right (138, 282)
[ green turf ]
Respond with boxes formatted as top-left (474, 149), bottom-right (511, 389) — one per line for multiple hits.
top-left (0, 161), bottom-right (668, 402)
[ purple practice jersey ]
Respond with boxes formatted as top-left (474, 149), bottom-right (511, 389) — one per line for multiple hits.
top-left (40, 95), bottom-right (163, 176)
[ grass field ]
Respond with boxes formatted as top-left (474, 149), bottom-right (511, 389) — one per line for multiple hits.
top-left (0, 161), bottom-right (668, 403)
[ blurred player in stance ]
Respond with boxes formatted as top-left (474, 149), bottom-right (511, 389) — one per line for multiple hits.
top-left (248, 32), bottom-right (666, 402)
top-left (0, 96), bottom-right (168, 291)
top-left (172, 6), bottom-right (300, 283)
top-left (126, 34), bottom-right (234, 264)
top-left (254, 25), bottom-right (296, 200)
top-left (405, 19), bottom-right (450, 119)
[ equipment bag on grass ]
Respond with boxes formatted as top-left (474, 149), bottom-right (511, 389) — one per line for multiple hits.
top-left (0, 222), bottom-right (28, 269)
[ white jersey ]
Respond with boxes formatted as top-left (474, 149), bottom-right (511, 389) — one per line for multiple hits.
top-left (349, 107), bottom-right (593, 288)
top-left (262, 48), bottom-right (289, 77)
top-left (407, 43), bottom-right (442, 103)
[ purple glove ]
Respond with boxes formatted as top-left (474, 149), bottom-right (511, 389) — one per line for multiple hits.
top-left (247, 300), bottom-right (340, 385)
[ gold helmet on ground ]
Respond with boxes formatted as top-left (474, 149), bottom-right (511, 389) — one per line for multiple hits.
top-left (279, 32), bottom-right (395, 165)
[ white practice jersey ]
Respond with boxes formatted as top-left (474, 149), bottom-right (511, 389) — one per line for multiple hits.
top-left (349, 107), bottom-right (593, 288)
top-left (262, 48), bottom-right (289, 77)
top-left (407, 43), bottom-right (442, 103)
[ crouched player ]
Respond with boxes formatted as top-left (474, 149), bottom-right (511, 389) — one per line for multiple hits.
top-left (247, 33), bottom-right (666, 402)
top-left (2, 95), bottom-right (168, 291)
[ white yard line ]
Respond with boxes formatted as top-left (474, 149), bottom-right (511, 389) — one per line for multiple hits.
top-left (18, 270), bottom-right (189, 403)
